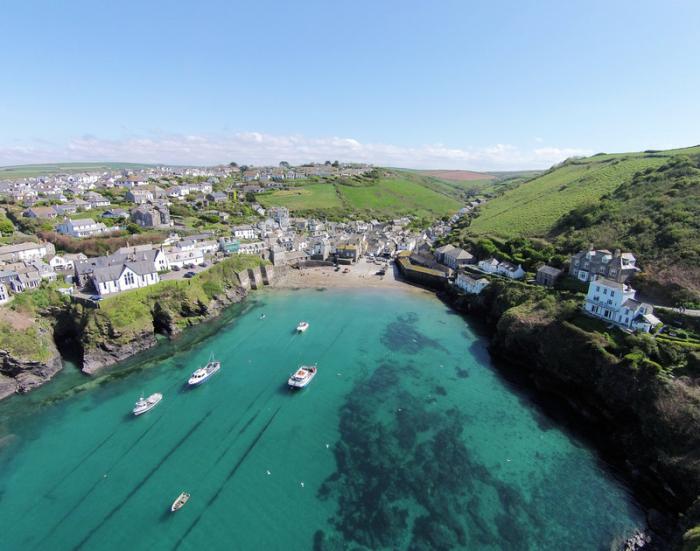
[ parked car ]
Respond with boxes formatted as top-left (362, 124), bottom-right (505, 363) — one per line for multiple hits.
top-left (184, 271), bottom-right (197, 279)
top-left (172, 265), bottom-right (181, 271)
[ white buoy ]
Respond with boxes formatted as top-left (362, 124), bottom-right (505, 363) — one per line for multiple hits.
top-left (300, 482), bottom-right (305, 488)
top-left (266, 470), bottom-right (271, 475)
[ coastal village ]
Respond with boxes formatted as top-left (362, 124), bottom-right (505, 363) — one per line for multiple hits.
top-left (0, 165), bottom-right (697, 551)
top-left (0, 162), bottom-right (672, 346)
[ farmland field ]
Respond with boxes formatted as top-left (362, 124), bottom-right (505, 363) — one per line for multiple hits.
top-left (258, 171), bottom-right (462, 218)
top-left (468, 146), bottom-right (700, 238)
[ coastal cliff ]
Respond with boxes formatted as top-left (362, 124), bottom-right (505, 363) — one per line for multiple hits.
top-left (443, 280), bottom-right (700, 547)
top-left (0, 317), bottom-right (63, 399)
top-left (0, 255), bottom-right (270, 394)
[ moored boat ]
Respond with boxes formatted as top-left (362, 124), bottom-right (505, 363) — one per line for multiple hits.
top-left (188, 353), bottom-right (221, 386)
top-left (288, 365), bottom-right (317, 389)
top-left (171, 491), bottom-right (190, 512)
top-left (296, 321), bottom-right (309, 333)
top-left (132, 393), bottom-right (163, 416)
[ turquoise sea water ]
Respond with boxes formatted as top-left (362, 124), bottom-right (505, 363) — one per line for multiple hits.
top-left (0, 289), bottom-right (643, 550)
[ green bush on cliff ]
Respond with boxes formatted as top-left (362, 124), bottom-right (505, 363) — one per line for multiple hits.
top-left (0, 320), bottom-right (54, 363)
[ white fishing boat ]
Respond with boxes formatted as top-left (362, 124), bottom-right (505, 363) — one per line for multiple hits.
top-left (296, 321), bottom-right (309, 333)
top-left (132, 393), bottom-right (162, 416)
top-left (188, 353), bottom-right (221, 386)
top-left (288, 365), bottom-right (317, 389)
top-left (171, 491), bottom-right (190, 512)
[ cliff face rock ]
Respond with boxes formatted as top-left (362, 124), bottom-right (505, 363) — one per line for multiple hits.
top-left (0, 338), bottom-right (63, 397)
top-left (444, 282), bottom-right (700, 512)
top-left (79, 285), bottom-right (248, 374)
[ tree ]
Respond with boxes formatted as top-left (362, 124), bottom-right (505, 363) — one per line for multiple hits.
top-left (324, 160), bottom-right (332, 166)
top-left (332, 160), bottom-right (340, 168)
top-left (279, 161), bottom-right (290, 168)
top-left (0, 216), bottom-right (14, 235)
top-left (229, 162), bottom-right (238, 168)
top-left (245, 192), bottom-right (256, 203)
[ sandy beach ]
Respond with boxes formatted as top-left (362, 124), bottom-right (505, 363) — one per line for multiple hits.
top-left (272, 257), bottom-right (432, 295)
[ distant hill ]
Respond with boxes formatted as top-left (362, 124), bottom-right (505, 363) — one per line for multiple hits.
top-left (416, 169), bottom-right (494, 182)
top-left (468, 145), bottom-right (700, 237)
top-left (0, 162), bottom-right (158, 179)
top-left (258, 169), bottom-right (462, 220)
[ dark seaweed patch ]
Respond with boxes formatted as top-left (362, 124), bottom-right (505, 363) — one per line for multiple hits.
top-left (454, 366), bottom-right (470, 378)
top-left (316, 362), bottom-right (539, 550)
top-left (381, 314), bottom-right (446, 354)
top-left (434, 385), bottom-right (447, 396)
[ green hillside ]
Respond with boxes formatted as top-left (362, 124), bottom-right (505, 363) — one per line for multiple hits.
top-left (468, 146), bottom-right (700, 237)
top-left (554, 154), bottom-right (700, 299)
top-left (259, 169), bottom-right (462, 219)
top-left (0, 162), bottom-right (157, 179)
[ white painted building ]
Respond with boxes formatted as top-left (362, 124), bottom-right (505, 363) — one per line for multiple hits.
top-left (56, 218), bottom-right (109, 238)
top-left (232, 225), bottom-right (257, 240)
top-left (0, 241), bottom-right (55, 263)
top-left (455, 273), bottom-right (490, 295)
top-left (583, 277), bottom-right (661, 333)
top-left (0, 283), bottom-right (10, 304)
top-left (91, 261), bottom-right (160, 296)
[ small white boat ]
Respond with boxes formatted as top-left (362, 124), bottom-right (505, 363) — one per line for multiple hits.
top-left (171, 491), bottom-right (190, 512)
top-left (296, 321), bottom-right (309, 333)
top-left (260, 313), bottom-right (266, 320)
top-left (188, 353), bottom-right (221, 386)
top-left (288, 365), bottom-right (317, 389)
top-left (132, 393), bottom-right (162, 416)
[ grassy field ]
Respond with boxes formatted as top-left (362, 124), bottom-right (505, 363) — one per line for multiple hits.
top-left (468, 146), bottom-right (700, 237)
top-left (0, 162), bottom-right (156, 180)
top-left (258, 171), bottom-right (462, 218)
top-left (258, 183), bottom-right (342, 211)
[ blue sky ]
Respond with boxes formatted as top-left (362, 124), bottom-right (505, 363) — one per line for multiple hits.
top-left (1, 0), bottom-right (699, 169)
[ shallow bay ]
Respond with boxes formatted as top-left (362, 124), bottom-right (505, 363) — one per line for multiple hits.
top-left (0, 288), bottom-right (643, 550)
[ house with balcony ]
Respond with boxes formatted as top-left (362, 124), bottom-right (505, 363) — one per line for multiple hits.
top-left (583, 277), bottom-right (660, 333)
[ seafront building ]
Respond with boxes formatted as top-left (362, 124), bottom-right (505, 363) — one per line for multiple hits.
top-left (583, 277), bottom-right (660, 333)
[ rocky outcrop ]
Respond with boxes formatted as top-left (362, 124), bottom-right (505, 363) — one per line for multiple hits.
top-left (80, 284), bottom-right (248, 374)
top-left (0, 342), bottom-right (63, 397)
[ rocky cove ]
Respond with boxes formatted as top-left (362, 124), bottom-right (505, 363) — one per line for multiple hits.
top-left (438, 280), bottom-right (700, 549)
top-left (0, 257), bottom-right (275, 398)
top-left (2, 263), bottom-right (699, 548)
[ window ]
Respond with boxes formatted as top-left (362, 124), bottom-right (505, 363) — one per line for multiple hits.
top-left (124, 272), bottom-right (135, 286)
top-left (596, 285), bottom-right (600, 292)
top-left (603, 288), bottom-right (608, 295)
top-left (610, 291), bottom-right (615, 297)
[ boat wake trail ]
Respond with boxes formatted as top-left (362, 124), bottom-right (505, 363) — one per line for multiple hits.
top-left (173, 406), bottom-right (282, 550)
top-left (70, 411), bottom-right (214, 551)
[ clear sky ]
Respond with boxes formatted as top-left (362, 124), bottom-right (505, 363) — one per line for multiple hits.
top-left (1, 0), bottom-right (699, 169)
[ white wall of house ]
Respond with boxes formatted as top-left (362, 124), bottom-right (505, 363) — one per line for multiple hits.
top-left (95, 267), bottom-right (160, 296)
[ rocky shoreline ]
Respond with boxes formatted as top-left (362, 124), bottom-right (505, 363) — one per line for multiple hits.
top-left (0, 259), bottom-right (268, 399)
top-left (437, 283), bottom-right (700, 550)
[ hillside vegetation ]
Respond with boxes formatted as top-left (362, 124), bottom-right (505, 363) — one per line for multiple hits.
top-left (554, 154), bottom-right (700, 299)
top-left (259, 169), bottom-right (462, 219)
top-left (469, 146), bottom-right (700, 237)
